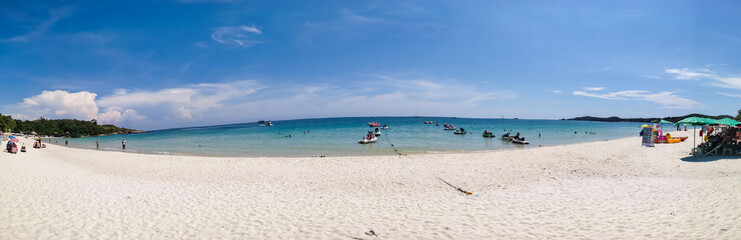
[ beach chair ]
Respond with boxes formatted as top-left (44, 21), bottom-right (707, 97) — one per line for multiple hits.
top-left (703, 144), bottom-right (721, 157)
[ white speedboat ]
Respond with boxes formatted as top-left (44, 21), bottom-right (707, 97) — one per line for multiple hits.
top-left (511, 138), bottom-right (529, 144)
top-left (358, 137), bottom-right (378, 144)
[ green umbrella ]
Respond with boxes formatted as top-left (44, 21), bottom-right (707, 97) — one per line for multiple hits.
top-left (658, 119), bottom-right (673, 131)
top-left (676, 117), bottom-right (714, 148)
top-left (712, 118), bottom-right (741, 126)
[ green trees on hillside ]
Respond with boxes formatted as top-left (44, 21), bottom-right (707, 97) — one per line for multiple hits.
top-left (0, 114), bottom-right (139, 137)
top-left (737, 108), bottom-right (741, 121)
top-left (0, 114), bottom-right (15, 132)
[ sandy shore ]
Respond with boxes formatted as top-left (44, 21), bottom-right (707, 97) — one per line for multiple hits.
top-left (1, 131), bottom-right (740, 239)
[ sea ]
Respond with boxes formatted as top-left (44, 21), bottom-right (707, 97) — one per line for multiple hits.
top-left (51, 117), bottom-right (650, 157)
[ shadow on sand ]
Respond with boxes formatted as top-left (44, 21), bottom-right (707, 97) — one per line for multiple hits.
top-left (681, 155), bottom-right (741, 162)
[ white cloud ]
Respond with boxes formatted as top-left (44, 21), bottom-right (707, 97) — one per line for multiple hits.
top-left (572, 88), bottom-right (701, 109)
top-left (1, 7), bottom-right (73, 43)
top-left (711, 76), bottom-right (741, 90)
top-left (20, 90), bottom-right (99, 120)
top-left (581, 87), bottom-right (605, 91)
top-left (210, 25), bottom-right (263, 47)
top-left (194, 41), bottom-right (208, 48)
top-left (665, 68), bottom-right (715, 80)
top-left (372, 74), bottom-right (517, 102)
top-left (666, 67), bottom-right (741, 90)
top-left (640, 75), bottom-right (660, 79)
top-left (718, 92), bottom-right (741, 98)
top-left (96, 108), bottom-right (147, 124)
top-left (3, 76), bottom-right (518, 130)
top-left (339, 8), bottom-right (394, 24)
top-left (97, 80), bottom-right (265, 121)
top-left (9, 90), bottom-right (146, 125)
top-left (552, 90), bottom-right (563, 94)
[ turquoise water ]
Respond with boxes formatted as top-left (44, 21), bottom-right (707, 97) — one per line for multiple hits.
top-left (52, 117), bottom-right (648, 157)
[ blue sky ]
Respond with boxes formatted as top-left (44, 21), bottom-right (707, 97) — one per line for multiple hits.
top-left (1, 0), bottom-right (740, 130)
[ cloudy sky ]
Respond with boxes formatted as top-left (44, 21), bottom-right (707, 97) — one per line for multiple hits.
top-left (1, 0), bottom-right (740, 130)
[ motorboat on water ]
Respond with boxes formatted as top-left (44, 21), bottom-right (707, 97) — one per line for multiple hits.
top-left (358, 136), bottom-right (378, 144)
top-left (482, 131), bottom-right (495, 138)
top-left (454, 128), bottom-right (467, 135)
top-left (264, 120), bottom-right (273, 126)
top-left (374, 130), bottom-right (382, 136)
top-left (511, 137), bottom-right (529, 144)
top-left (424, 121), bottom-right (433, 124)
top-left (381, 125), bottom-right (389, 130)
top-left (500, 133), bottom-right (512, 141)
top-left (367, 122), bottom-right (381, 127)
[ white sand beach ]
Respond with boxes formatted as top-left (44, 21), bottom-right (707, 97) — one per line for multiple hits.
top-left (1, 132), bottom-right (740, 239)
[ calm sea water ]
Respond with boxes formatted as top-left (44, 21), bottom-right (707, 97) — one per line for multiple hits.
top-left (52, 117), bottom-right (649, 157)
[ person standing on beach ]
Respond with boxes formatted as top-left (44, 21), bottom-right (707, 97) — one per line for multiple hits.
top-left (122, 138), bottom-right (126, 149)
top-left (96, 139), bottom-right (99, 149)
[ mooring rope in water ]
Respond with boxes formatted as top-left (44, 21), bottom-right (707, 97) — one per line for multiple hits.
top-left (383, 129), bottom-right (402, 155)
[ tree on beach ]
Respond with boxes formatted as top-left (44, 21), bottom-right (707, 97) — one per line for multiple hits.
top-left (737, 108), bottom-right (741, 121)
top-left (0, 114), bottom-right (16, 132)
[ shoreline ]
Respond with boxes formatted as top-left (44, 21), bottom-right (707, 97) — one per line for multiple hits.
top-left (2, 130), bottom-right (739, 238)
top-left (44, 130), bottom-right (648, 158)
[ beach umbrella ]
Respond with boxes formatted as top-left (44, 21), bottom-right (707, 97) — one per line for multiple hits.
top-left (713, 118), bottom-right (741, 126)
top-left (8, 136), bottom-right (15, 139)
top-left (10, 138), bottom-right (19, 143)
top-left (676, 117), bottom-right (714, 149)
top-left (658, 119), bottom-right (673, 130)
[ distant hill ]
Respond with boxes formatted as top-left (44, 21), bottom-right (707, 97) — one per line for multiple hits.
top-left (569, 113), bottom-right (734, 123)
top-left (0, 114), bottom-right (145, 138)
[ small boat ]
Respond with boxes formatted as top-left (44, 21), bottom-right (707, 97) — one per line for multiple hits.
top-left (264, 120), bottom-right (273, 126)
top-left (482, 131), bottom-right (495, 138)
top-left (424, 121), bottom-right (433, 124)
top-left (358, 136), bottom-right (378, 144)
top-left (454, 128), bottom-right (467, 135)
top-left (257, 120), bottom-right (266, 124)
top-left (511, 137), bottom-right (529, 144)
top-left (500, 133), bottom-right (512, 141)
top-left (381, 125), bottom-right (389, 130)
top-left (374, 131), bottom-right (381, 136)
top-left (444, 126), bottom-right (456, 130)
top-left (367, 122), bottom-right (381, 127)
